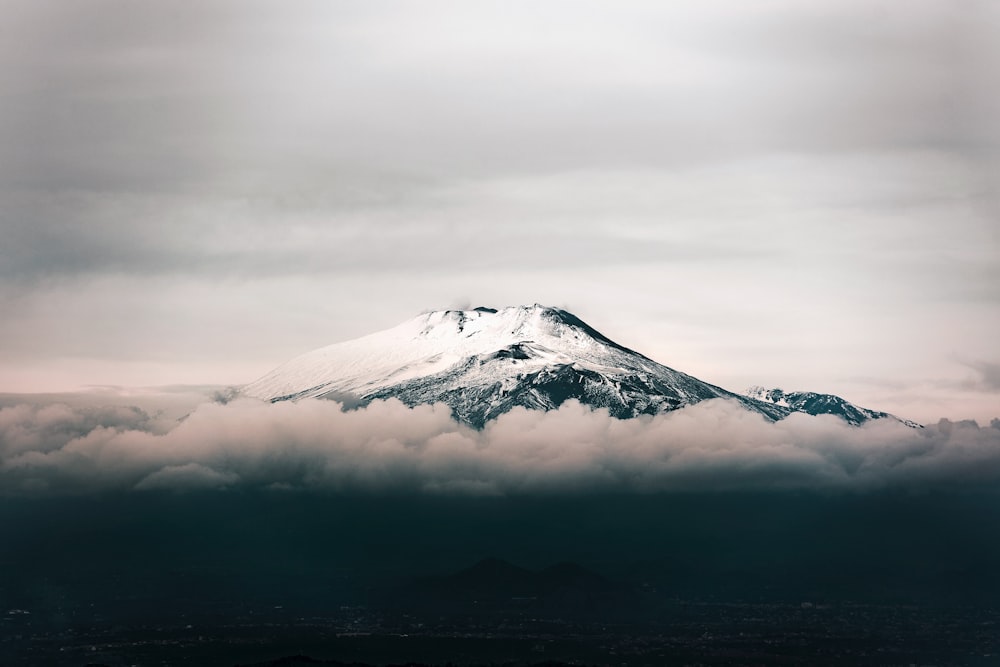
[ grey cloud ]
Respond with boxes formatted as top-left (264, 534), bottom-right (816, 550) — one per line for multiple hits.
top-left (3, 151), bottom-right (985, 284)
top-left (963, 361), bottom-right (1000, 392)
top-left (0, 401), bottom-right (153, 455)
top-left (1, 1), bottom-right (995, 284)
top-left (4, 1), bottom-right (995, 189)
top-left (0, 160), bottom-right (814, 290)
top-left (0, 188), bottom-right (772, 282)
top-left (1, 395), bottom-right (999, 496)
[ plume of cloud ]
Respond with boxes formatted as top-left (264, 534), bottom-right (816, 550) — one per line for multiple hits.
top-left (1, 396), bottom-right (998, 496)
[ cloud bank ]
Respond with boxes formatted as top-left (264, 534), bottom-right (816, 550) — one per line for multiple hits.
top-left (2, 396), bottom-right (999, 496)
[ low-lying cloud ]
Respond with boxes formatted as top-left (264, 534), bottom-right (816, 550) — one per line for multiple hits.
top-left (1, 396), bottom-right (999, 496)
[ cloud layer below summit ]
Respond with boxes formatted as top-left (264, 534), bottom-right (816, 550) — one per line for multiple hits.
top-left (2, 393), bottom-right (998, 496)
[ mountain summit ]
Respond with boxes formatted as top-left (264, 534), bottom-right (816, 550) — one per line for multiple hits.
top-left (243, 304), bottom-right (916, 428)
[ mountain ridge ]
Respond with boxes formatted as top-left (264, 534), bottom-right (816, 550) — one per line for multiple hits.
top-left (746, 385), bottom-right (923, 428)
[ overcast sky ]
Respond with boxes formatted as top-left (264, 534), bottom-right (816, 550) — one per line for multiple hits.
top-left (1, 0), bottom-right (997, 423)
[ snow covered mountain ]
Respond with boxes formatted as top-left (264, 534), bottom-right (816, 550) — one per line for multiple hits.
top-left (243, 304), bottom-right (916, 428)
top-left (745, 386), bottom-right (922, 428)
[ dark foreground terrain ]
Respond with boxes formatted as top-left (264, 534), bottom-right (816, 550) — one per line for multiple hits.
top-left (7, 596), bottom-right (1000, 666)
top-left (2, 491), bottom-right (999, 665)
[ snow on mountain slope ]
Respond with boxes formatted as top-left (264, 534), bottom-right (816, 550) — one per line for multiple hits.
top-left (745, 386), bottom-right (922, 428)
top-left (243, 304), bottom-right (917, 429)
top-left (243, 304), bottom-right (790, 427)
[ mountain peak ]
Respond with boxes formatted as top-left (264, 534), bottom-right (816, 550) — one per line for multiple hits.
top-left (746, 385), bottom-right (789, 406)
top-left (243, 306), bottom-right (916, 429)
top-left (404, 304), bottom-right (604, 348)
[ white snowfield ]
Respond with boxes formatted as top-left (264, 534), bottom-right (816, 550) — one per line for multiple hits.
top-left (243, 304), bottom-right (676, 403)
